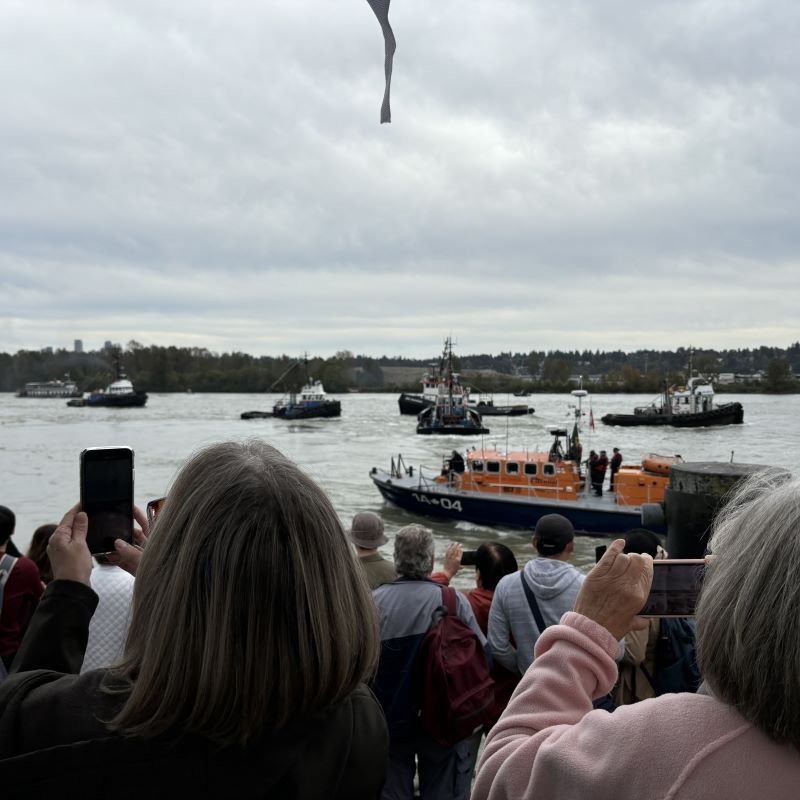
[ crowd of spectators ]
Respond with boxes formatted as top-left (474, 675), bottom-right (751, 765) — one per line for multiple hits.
top-left (1, 443), bottom-right (799, 799)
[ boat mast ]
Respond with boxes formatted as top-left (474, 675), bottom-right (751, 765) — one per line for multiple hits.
top-left (269, 354), bottom-right (310, 402)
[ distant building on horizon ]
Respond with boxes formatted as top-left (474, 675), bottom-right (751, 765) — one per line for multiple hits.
top-left (74, 339), bottom-right (83, 353)
top-left (41, 346), bottom-right (53, 355)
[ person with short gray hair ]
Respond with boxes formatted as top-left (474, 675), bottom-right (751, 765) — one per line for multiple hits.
top-left (392, 524), bottom-right (434, 579)
top-left (349, 511), bottom-right (396, 589)
top-left (473, 470), bottom-right (800, 800)
top-left (372, 524), bottom-right (489, 800)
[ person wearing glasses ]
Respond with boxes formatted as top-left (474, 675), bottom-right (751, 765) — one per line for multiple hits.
top-left (0, 440), bottom-right (388, 798)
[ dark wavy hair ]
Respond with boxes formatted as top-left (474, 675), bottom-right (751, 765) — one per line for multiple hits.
top-left (475, 542), bottom-right (519, 590)
top-left (26, 523), bottom-right (57, 583)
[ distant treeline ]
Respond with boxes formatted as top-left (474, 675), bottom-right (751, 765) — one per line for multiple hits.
top-left (1, 341), bottom-right (799, 394)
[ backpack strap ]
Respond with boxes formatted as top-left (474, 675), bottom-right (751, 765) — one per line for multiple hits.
top-left (440, 586), bottom-right (458, 617)
top-left (520, 571), bottom-right (547, 633)
top-left (0, 554), bottom-right (19, 619)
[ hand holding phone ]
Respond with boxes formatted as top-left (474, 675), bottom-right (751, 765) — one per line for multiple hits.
top-left (47, 504), bottom-right (93, 585)
top-left (574, 539), bottom-right (653, 641)
top-left (80, 446), bottom-right (134, 555)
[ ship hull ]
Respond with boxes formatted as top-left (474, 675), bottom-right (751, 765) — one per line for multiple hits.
top-left (398, 393), bottom-right (430, 415)
top-left (84, 392), bottom-right (148, 408)
top-left (398, 394), bottom-right (532, 417)
top-left (370, 470), bottom-right (653, 535)
top-left (272, 400), bottom-right (341, 420)
top-left (470, 402), bottom-right (533, 417)
top-left (416, 424), bottom-right (490, 435)
top-left (601, 402), bottom-right (744, 428)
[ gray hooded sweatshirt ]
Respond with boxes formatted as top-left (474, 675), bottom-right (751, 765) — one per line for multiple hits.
top-left (488, 557), bottom-right (585, 675)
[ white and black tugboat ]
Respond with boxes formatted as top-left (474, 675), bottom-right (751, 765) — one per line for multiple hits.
top-left (601, 377), bottom-right (743, 428)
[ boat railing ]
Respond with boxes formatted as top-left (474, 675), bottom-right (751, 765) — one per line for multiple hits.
top-left (390, 454), bottom-right (407, 479)
top-left (478, 480), bottom-right (578, 500)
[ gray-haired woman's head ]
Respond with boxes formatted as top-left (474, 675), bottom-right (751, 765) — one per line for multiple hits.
top-left (696, 470), bottom-right (800, 749)
top-left (111, 440), bottom-right (379, 747)
top-left (394, 524), bottom-right (435, 579)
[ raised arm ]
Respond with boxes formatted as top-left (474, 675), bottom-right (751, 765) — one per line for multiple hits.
top-left (9, 506), bottom-right (97, 674)
top-left (474, 540), bottom-right (654, 800)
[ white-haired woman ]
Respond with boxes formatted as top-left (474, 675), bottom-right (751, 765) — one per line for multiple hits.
top-left (473, 472), bottom-right (800, 800)
top-left (0, 441), bottom-right (387, 798)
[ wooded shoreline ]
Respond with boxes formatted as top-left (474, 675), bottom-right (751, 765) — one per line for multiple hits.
top-left (2, 343), bottom-right (798, 395)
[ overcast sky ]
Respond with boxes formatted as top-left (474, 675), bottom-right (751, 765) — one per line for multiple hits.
top-left (1, 0), bottom-right (798, 358)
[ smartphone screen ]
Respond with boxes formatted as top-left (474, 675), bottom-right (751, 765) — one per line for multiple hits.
top-left (81, 447), bottom-right (134, 555)
top-left (637, 560), bottom-right (705, 617)
top-left (460, 550), bottom-right (477, 567)
top-left (595, 545), bottom-right (607, 563)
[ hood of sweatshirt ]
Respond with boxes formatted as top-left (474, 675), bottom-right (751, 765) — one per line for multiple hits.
top-left (523, 557), bottom-right (583, 600)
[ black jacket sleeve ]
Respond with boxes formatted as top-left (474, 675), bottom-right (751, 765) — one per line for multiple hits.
top-left (334, 685), bottom-right (389, 800)
top-left (10, 580), bottom-right (98, 675)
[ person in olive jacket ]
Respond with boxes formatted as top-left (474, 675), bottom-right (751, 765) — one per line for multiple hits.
top-left (0, 441), bottom-right (388, 799)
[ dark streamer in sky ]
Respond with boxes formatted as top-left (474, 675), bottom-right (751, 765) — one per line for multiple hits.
top-left (366, 0), bottom-right (395, 123)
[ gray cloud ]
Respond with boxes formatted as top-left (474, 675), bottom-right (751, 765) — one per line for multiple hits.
top-left (1, 0), bottom-right (798, 356)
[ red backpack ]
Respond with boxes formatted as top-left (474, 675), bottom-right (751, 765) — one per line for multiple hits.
top-left (415, 587), bottom-right (495, 747)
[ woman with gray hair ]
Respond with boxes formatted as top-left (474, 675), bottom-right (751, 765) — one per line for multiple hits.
top-left (473, 471), bottom-right (800, 800)
top-left (0, 440), bottom-right (387, 798)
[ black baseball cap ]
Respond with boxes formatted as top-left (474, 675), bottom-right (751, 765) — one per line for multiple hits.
top-left (533, 514), bottom-right (575, 555)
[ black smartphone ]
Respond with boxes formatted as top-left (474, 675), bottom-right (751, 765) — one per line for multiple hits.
top-left (595, 545), bottom-right (607, 563)
top-left (637, 560), bottom-right (706, 617)
top-left (460, 550), bottom-right (478, 566)
top-left (80, 446), bottom-right (134, 555)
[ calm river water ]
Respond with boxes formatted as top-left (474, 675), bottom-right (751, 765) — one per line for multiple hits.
top-left (2, 392), bottom-right (798, 588)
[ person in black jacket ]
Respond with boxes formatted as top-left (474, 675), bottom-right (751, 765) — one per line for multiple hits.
top-left (609, 448), bottom-right (623, 491)
top-left (0, 440), bottom-right (388, 799)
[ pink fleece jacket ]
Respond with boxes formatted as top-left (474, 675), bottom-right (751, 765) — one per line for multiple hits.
top-left (473, 612), bottom-right (800, 800)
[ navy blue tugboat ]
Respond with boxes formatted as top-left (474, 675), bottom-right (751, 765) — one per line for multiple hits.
top-left (68, 357), bottom-right (147, 408)
top-left (272, 379), bottom-right (341, 420)
top-left (241, 356), bottom-right (341, 420)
